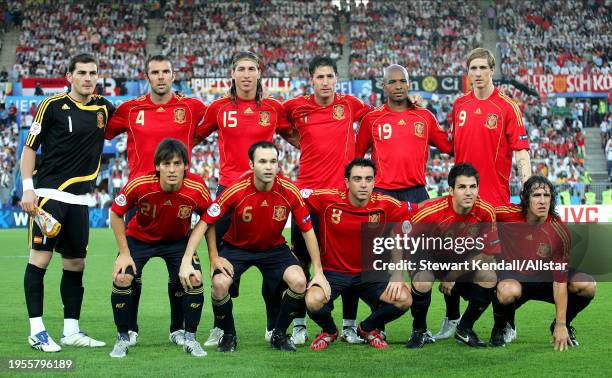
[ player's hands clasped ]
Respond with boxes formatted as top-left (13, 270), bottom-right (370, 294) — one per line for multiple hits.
top-left (553, 323), bottom-right (570, 351)
top-left (113, 253), bottom-right (137, 281)
top-left (211, 256), bottom-right (234, 278)
top-left (21, 190), bottom-right (38, 215)
top-left (308, 272), bottom-right (331, 302)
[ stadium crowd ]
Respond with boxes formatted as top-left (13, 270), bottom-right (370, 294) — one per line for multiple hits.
top-left (495, 0), bottom-right (611, 77)
top-left (158, 0), bottom-right (342, 80)
top-left (12, 1), bottom-right (148, 79)
top-left (349, 0), bottom-right (482, 78)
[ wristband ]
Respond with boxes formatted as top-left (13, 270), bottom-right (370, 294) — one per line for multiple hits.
top-left (23, 178), bottom-right (34, 192)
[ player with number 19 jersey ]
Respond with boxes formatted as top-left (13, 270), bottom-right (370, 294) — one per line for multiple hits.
top-left (356, 105), bottom-right (451, 190)
top-left (105, 93), bottom-right (207, 180)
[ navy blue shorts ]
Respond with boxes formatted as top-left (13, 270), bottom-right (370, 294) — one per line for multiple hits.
top-left (317, 270), bottom-right (388, 313)
top-left (373, 185), bottom-right (428, 203)
top-left (215, 243), bottom-right (300, 298)
top-left (124, 236), bottom-right (201, 281)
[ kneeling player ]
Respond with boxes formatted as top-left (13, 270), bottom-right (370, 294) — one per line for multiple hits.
top-left (492, 176), bottom-right (596, 350)
top-left (406, 163), bottom-right (499, 348)
top-left (109, 139), bottom-right (212, 357)
top-left (304, 158), bottom-right (414, 350)
top-left (190, 141), bottom-right (329, 352)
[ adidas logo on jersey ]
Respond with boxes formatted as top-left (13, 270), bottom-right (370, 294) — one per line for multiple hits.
top-left (475, 108), bottom-right (482, 114)
top-left (157, 106), bottom-right (165, 112)
top-left (245, 107), bottom-right (254, 114)
top-left (261, 200), bottom-right (268, 207)
top-left (398, 119), bottom-right (406, 126)
top-left (164, 200), bottom-right (172, 206)
top-left (61, 104), bottom-right (70, 110)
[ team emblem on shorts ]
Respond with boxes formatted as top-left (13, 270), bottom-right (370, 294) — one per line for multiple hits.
top-left (537, 243), bottom-right (552, 258)
top-left (273, 205), bottom-right (287, 221)
top-left (97, 112), bottom-right (105, 129)
top-left (333, 105), bottom-right (345, 120)
top-left (414, 122), bottom-right (425, 138)
top-left (177, 205), bottom-right (192, 219)
top-left (115, 194), bottom-right (127, 206)
top-left (29, 121), bottom-right (42, 136)
top-left (485, 114), bottom-right (498, 129)
top-left (174, 108), bottom-right (187, 124)
top-left (259, 111), bottom-right (270, 127)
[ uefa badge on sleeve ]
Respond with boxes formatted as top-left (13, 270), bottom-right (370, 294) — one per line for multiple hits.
top-left (207, 203), bottom-right (221, 217)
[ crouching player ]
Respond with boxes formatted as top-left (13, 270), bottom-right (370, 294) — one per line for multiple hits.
top-left (109, 138), bottom-right (212, 357)
top-left (405, 163), bottom-right (500, 348)
top-left (304, 158), bottom-right (414, 350)
top-left (492, 176), bottom-right (596, 350)
top-left (190, 141), bottom-right (330, 352)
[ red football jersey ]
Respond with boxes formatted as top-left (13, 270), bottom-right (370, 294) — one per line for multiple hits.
top-left (105, 93), bottom-right (207, 180)
top-left (304, 189), bottom-right (416, 274)
top-left (111, 172), bottom-right (211, 243)
top-left (356, 104), bottom-right (452, 189)
top-left (195, 96), bottom-right (292, 187)
top-left (203, 174), bottom-right (312, 251)
top-left (410, 195), bottom-right (500, 257)
top-left (451, 87), bottom-right (530, 205)
top-left (496, 204), bottom-right (570, 282)
top-left (284, 93), bottom-right (370, 189)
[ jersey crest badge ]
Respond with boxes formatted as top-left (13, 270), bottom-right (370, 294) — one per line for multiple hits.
top-left (414, 122), bottom-right (425, 138)
top-left (273, 205), bottom-right (287, 221)
top-left (178, 205), bottom-right (192, 219)
top-left (259, 111), bottom-right (270, 127)
top-left (485, 114), bottom-right (498, 129)
top-left (333, 105), bottom-right (345, 120)
top-left (537, 243), bottom-right (552, 258)
top-left (368, 213), bottom-right (380, 224)
top-left (174, 108), bottom-right (186, 124)
top-left (97, 112), bottom-right (105, 128)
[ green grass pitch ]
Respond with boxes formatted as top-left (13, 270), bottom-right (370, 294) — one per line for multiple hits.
top-left (1, 228), bottom-right (611, 377)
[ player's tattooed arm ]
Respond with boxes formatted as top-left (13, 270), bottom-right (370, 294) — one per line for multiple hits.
top-left (514, 149), bottom-right (531, 185)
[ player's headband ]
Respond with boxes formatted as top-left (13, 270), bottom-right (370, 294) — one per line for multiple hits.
top-left (232, 51), bottom-right (260, 69)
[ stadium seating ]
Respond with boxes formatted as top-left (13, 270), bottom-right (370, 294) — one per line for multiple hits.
top-left (158, 0), bottom-right (342, 80)
top-left (495, 0), bottom-right (610, 77)
top-left (14, 1), bottom-right (148, 78)
top-left (349, 0), bottom-right (482, 78)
